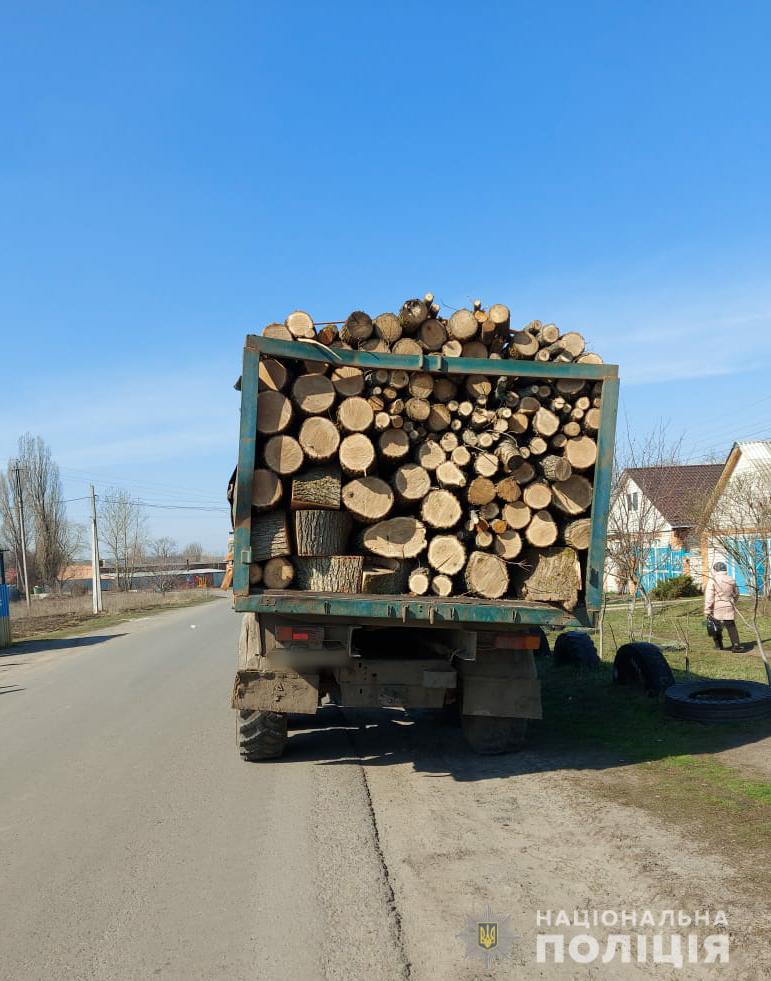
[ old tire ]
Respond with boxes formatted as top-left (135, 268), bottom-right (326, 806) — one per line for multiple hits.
top-left (239, 710), bottom-right (288, 760)
top-left (613, 642), bottom-right (675, 696)
top-left (462, 715), bottom-right (527, 754)
top-left (554, 631), bottom-right (600, 669)
top-left (665, 680), bottom-right (771, 723)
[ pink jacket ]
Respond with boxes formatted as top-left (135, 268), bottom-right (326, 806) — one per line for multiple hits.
top-left (705, 572), bottom-right (738, 621)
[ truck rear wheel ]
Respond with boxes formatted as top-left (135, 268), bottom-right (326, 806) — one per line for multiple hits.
top-left (239, 710), bottom-right (288, 761)
top-left (462, 716), bottom-right (527, 754)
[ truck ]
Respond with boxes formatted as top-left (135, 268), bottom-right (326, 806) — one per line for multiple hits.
top-left (231, 333), bottom-right (619, 757)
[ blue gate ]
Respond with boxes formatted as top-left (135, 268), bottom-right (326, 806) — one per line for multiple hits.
top-left (641, 546), bottom-right (688, 593)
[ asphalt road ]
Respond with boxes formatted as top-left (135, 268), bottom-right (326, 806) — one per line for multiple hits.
top-left (0, 600), bottom-right (406, 981)
top-left (2, 599), bottom-right (768, 980)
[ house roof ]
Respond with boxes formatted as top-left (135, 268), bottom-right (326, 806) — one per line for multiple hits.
top-left (624, 463), bottom-right (724, 528)
top-left (733, 439), bottom-right (771, 477)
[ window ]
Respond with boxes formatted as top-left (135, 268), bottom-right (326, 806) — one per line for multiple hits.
top-left (626, 492), bottom-right (639, 512)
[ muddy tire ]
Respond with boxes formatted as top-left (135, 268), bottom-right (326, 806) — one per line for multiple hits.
top-left (665, 680), bottom-right (771, 723)
top-left (239, 710), bottom-right (288, 760)
top-left (462, 715), bottom-right (527, 754)
top-left (554, 631), bottom-right (600, 669)
top-left (614, 642), bottom-right (675, 695)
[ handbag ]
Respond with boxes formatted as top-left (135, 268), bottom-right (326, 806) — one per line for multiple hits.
top-left (705, 615), bottom-right (719, 638)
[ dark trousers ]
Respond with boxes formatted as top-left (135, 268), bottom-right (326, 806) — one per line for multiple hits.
top-left (713, 619), bottom-right (740, 650)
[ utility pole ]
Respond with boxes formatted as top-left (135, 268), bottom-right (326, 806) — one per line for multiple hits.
top-left (11, 462), bottom-right (30, 609)
top-left (90, 485), bottom-right (103, 613)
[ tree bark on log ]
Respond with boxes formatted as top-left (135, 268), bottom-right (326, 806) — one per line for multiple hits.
top-left (539, 455), bottom-right (572, 482)
top-left (373, 312), bottom-right (402, 345)
top-left (251, 511), bottom-right (291, 561)
top-left (294, 556), bottom-right (364, 592)
top-left (291, 466), bottom-right (341, 509)
top-left (563, 517), bottom-right (591, 550)
top-left (399, 299), bottom-right (428, 334)
top-left (465, 551), bottom-right (509, 599)
top-left (516, 547), bottom-right (581, 609)
top-left (294, 509), bottom-right (352, 556)
top-left (361, 557), bottom-right (409, 594)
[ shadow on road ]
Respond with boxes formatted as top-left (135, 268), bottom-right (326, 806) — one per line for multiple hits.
top-left (1, 633), bottom-right (128, 657)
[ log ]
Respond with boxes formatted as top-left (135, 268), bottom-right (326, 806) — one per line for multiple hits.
top-left (509, 330), bottom-right (540, 358)
top-left (502, 500), bottom-right (531, 530)
top-left (439, 432), bottom-right (459, 453)
top-left (418, 319), bottom-right (447, 351)
top-left (258, 358), bottom-right (289, 392)
top-left (516, 547), bottom-right (581, 609)
top-left (252, 469), bottom-right (282, 510)
top-left (378, 428), bottom-right (411, 463)
top-left (461, 341), bottom-right (488, 359)
top-left (522, 481), bottom-right (553, 510)
top-left (249, 563), bottom-right (263, 586)
top-left (294, 556), bottom-right (363, 592)
top-left (465, 375), bottom-right (492, 399)
top-left (341, 310), bottom-right (373, 344)
top-left (427, 404), bottom-right (452, 432)
top-left (551, 474), bottom-right (593, 515)
top-left (331, 366), bottom-right (365, 397)
top-left (374, 411), bottom-right (391, 432)
top-left (556, 378), bottom-right (585, 396)
top-left (251, 511), bottom-right (291, 561)
top-left (361, 558), bottom-right (409, 594)
top-left (508, 461), bottom-right (536, 484)
top-left (393, 463), bottom-right (431, 502)
top-left (557, 331), bottom-right (585, 358)
top-left (291, 466), bottom-right (341, 509)
top-left (392, 338), bottom-right (423, 356)
top-left (399, 299), bottom-right (428, 334)
top-left (421, 489), bottom-right (462, 529)
top-left (536, 323), bottom-right (560, 344)
top-left (316, 325), bottom-right (339, 345)
top-left (441, 339), bottom-right (463, 358)
top-left (467, 476), bottom-right (496, 506)
top-left (342, 476), bottom-right (394, 522)
top-left (488, 303), bottom-right (510, 331)
top-left (285, 310), bottom-right (315, 339)
top-left (583, 407), bottom-right (601, 434)
top-left (436, 460), bottom-right (467, 490)
top-left (360, 337), bottom-right (389, 354)
top-left (578, 352), bottom-right (603, 364)
top-left (533, 407), bottom-right (560, 437)
top-left (525, 510), bottom-right (558, 547)
top-left (431, 575), bottom-right (453, 596)
top-left (495, 476), bottom-right (522, 503)
top-left (564, 435), bottom-right (598, 470)
top-left (451, 445), bottom-right (472, 468)
top-left (404, 397), bottom-right (431, 422)
top-left (539, 455), bottom-right (572, 482)
top-left (465, 551), bottom-right (509, 599)
top-left (294, 509), bottom-right (352, 556)
top-left (475, 529), bottom-right (494, 549)
top-left (263, 322), bottom-right (292, 341)
top-left (447, 309), bottom-right (478, 342)
top-left (339, 433), bottom-right (376, 475)
top-left (473, 452), bottom-right (499, 478)
top-left (257, 391), bottom-right (293, 435)
top-left (508, 412), bottom-right (529, 435)
top-left (528, 436), bottom-right (548, 456)
top-left (494, 529), bottom-right (522, 560)
top-left (563, 517), bottom-right (591, 550)
top-left (408, 568), bottom-right (431, 595)
top-left (427, 535), bottom-right (467, 575)
top-left (264, 435), bottom-right (304, 475)
top-left (298, 417), bottom-right (340, 462)
top-left (408, 372), bottom-right (434, 399)
top-left (415, 440), bottom-right (446, 471)
top-left (337, 396), bottom-right (375, 433)
top-left (496, 442), bottom-right (520, 472)
top-left (389, 369), bottom-right (410, 390)
top-left (362, 517), bottom-right (427, 559)
top-left (263, 556), bottom-right (295, 589)
top-left (373, 312), bottom-right (402, 345)
top-left (433, 378), bottom-right (458, 403)
top-left (291, 374), bottom-right (336, 415)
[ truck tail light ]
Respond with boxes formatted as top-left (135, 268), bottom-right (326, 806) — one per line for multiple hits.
top-left (493, 632), bottom-right (541, 650)
top-left (276, 625), bottom-right (323, 646)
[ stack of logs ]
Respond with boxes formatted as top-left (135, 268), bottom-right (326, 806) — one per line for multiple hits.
top-left (247, 296), bottom-right (603, 609)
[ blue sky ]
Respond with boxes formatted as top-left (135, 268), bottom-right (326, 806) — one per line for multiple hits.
top-left (2, 1), bottom-right (770, 551)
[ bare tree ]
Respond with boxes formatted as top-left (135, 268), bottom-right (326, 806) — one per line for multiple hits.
top-left (17, 435), bottom-right (71, 590)
top-left (181, 541), bottom-right (204, 563)
top-left (148, 536), bottom-right (179, 593)
top-left (702, 470), bottom-right (771, 681)
top-left (100, 490), bottom-right (147, 591)
top-left (0, 465), bottom-right (29, 594)
top-left (606, 424), bottom-right (684, 638)
top-left (54, 522), bottom-right (88, 591)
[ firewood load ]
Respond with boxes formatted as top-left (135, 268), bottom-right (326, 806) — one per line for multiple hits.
top-left (246, 297), bottom-right (605, 610)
